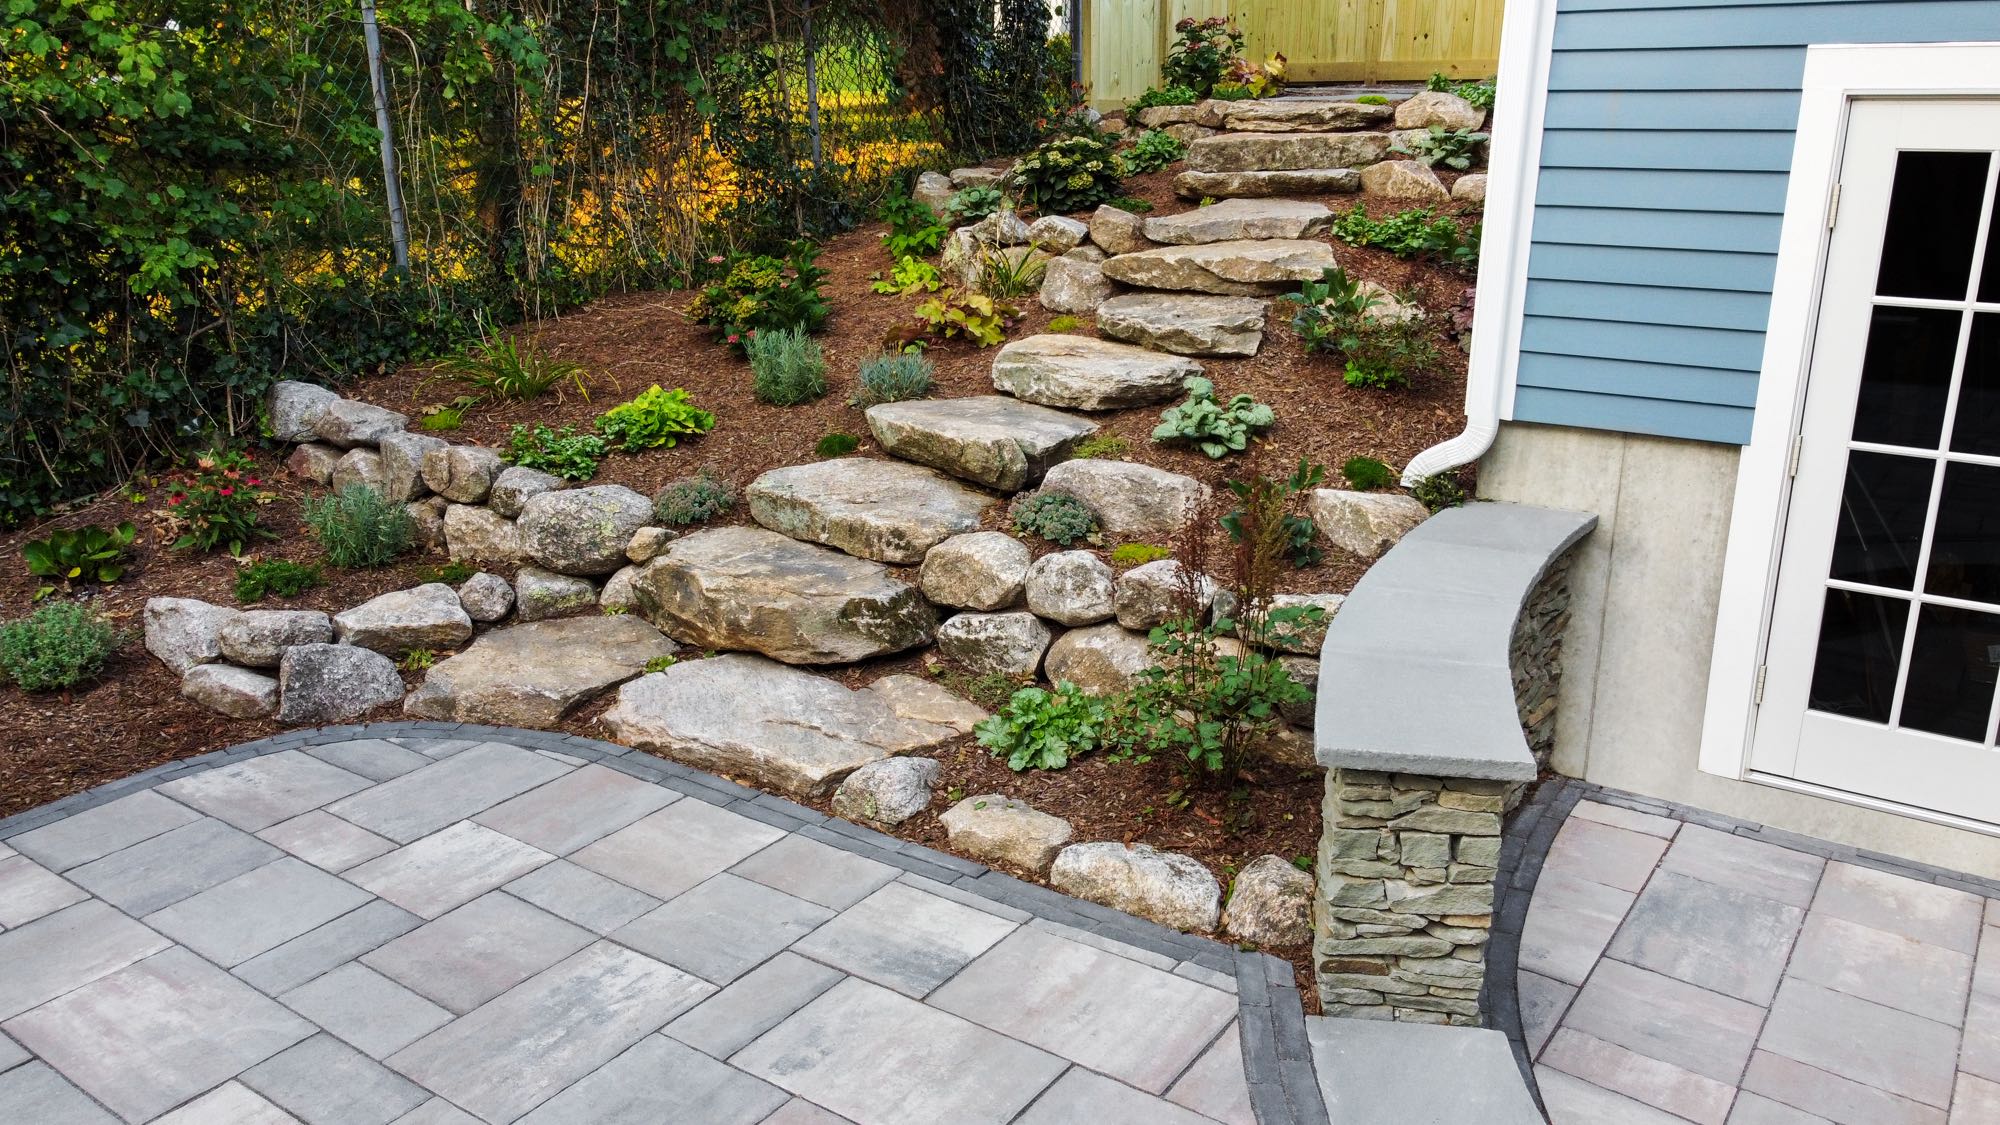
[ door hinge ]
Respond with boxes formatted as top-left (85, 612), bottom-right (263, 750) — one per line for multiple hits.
top-left (1827, 182), bottom-right (1842, 230)
top-left (1754, 664), bottom-right (1768, 705)
top-left (1788, 433), bottom-right (1804, 478)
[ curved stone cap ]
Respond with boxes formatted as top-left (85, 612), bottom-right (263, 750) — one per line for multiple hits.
top-left (1315, 501), bottom-right (1597, 780)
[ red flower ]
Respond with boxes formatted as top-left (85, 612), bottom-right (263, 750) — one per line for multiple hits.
top-left (246, 478), bottom-right (262, 486)
top-left (167, 494), bottom-right (184, 507)
top-left (219, 487), bottom-right (234, 497)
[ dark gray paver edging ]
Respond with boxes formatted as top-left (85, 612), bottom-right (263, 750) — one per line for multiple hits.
top-left (0, 721), bottom-right (1330, 1125)
top-left (1313, 501), bottom-right (1597, 781)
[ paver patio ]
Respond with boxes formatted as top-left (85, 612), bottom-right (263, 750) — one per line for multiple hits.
top-left (0, 727), bottom-right (1298, 1125)
top-left (1520, 797), bottom-right (2000, 1124)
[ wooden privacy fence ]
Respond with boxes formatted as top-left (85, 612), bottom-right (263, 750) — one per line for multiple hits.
top-left (1079, 0), bottom-right (1503, 106)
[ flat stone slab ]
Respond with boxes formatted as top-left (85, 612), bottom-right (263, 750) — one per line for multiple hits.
top-left (1214, 98), bottom-right (1394, 132)
top-left (989, 335), bottom-right (1199, 411)
top-left (632, 526), bottom-right (935, 665)
top-left (1142, 198), bottom-right (1334, 244)
top-left (1099, 240), bottom-right (1337, 296)
top-left (601, 654), bottom-right (985, 797)
top-left (404, 615), bottom-right (679, 727)
top-left (1095, 293), bottom-right (1267, 358)
top-left (1307, 1017), bottom-right (1543, 1124)
top-left (1184, 131), bottom-right (1390, 174)
top-left (746, 458), bottom-right (993, 565)
top-left (1174, 168), bottom-right (1361, 198)
top-left (865, 397), bottom-right (1097, 493)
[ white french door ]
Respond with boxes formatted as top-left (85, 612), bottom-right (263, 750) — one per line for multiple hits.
top-left (1754, 99), bottom-right (2000, 823)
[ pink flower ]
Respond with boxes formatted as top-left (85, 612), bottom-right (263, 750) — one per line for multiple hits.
top-left (708, 255), bottom-right (725, 265)
top-left (218, 487), bottom-right (234, 497)
top-left (726, 334), bottom-right (740, 344)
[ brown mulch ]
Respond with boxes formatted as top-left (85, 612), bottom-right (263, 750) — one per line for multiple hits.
top-left (0, 163), bottom-right (1476, 1006)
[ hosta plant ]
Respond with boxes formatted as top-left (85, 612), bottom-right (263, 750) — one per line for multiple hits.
top-left (1152, 376), bottom-right (1274, 458)
top-left (1117, 130), bottom-right (1186, 176)
top-left (974, 681), bottom-right (1111, 771)
top-left (24, 523), bottom-right (136, 597)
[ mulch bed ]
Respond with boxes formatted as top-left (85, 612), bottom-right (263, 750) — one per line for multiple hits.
top-left (0, 162), bottom-right (1477, 1007)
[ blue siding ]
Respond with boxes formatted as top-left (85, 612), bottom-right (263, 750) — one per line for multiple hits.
top-left (1515, 0), bottom-right (2000, 444)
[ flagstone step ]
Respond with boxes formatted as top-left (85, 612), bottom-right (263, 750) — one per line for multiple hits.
top-left (989, 336), bottom-right (1199, 411)
top-left (864, 396), bottom-right (1098, 493)
top-left (746, 458), bottom-right (994, 565)
top-left (1094, 294), bottom-right (1267, 358)
top-left (1141, 198), bottom-right (1334, 245)
top-left (1099, 239), bottom-right (1336, 296)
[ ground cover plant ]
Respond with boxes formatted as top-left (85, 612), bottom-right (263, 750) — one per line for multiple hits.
top-left (1392, 125), bottom-right (1490, 171)
top-left (976, 681), bottom-right (1111, 771)
top-left (1342, 456), bottom-right (1396, 491)
top-left (1119, 130), bottom-right (1186, 176)
top-left (904, 290), bottom-right (1015, 348)
top-left (0, 602), bottom-right (121, 691)
top-left (654, 469), bottom-right (735, 526)
top-left (1153, 377), bottom-right (1274, 457)
top-left (1288, 267), bottom-right (1441, 389)
top-left (852, 351), bottom-right (934, 406)
top-left (504, 424), bottom-right (606, 481)
top-left (1331, 205), bottom-right (1475, 263)
top-left (594, 386), bottom-right (716, 451)
top-left (815, 432), bottom-right (860, 457)
top-left (1010, 490), bottom-right (1100, 546)
top-left (687, 245), bottom-right (831, 346)
top-left (234, 559), bottom-right (324, 603)
top-left (870, 257), bottom-right (943, 296)
top-left (1427, 72), bottom-right (1496, 110)
top-left (944, 186), bottom-right (1006, 226)
top-left (1129, 85), bottom-right (1199, 110)
top-left (24, 523), bottom-right (135, 598)
top-left (878, 194), bottom-right (948, 258)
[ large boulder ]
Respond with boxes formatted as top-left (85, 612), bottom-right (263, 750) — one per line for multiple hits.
top-left (311, 399), bottom-right (408, 449)
top-left (332, 583), bottom-right (473, 654)
top-left (1216, 98), bottom-right (1393, 133)
top-left (1099, 240), bottom-right (1336, 296)
top-left (376, 432), bottom-right (446, 502)
top-left (519, 485), bottom-right (654, 576)
top-left (217, 610), bottom-right (334, 668)
top-left (488, 466), bottom-right (564, 519)
top-left (421, 444), bottom-right (505, 504)
top-left (1041, 459), bottom-right (1208, 539)
top-left (1224, 854), bottom-right (1314, 944)
top-left (1452, 173), bottom-right (1488, 205)
top-left (331, 449), bottom-right (390, 497)
top-left (1026, 215), bottom-right (1088, 254)
top-left (1024, 551), bottom-right (1115, 627)
top-left (1395, 89), bottom-right (1484, 131)
top-left (949, 166), bottom-right (1006, 189)
top-left (1360, 160), bottom-right (1450, 202)
top-left (1088, 205), bottom-right (1154, 256)
top-left (939, 795), bottom-right (1073, 874)
top-left (1142, 198), bottom-right (1334, 244)
top-left (864, 397), bottom-right (1096, 493)
top-left (1042, 623), bottom-right (1153, 696)
top-left (1038, 256), bottom-right (1114, 315)
top-left (1309, 489), bottom-right (1429, 559)
top-left (1174, 168), bottom-right (1361, 199)
top-left (1184, 132), bottom-right (1390, 174)
top-left (444, 504), bottom-right (527, 566)
top-left (601, 655), bottom-right (982, 797)
top-left (832, 757), bottom-right (942, 827)
top-left (284, 443), bottom-right (341, 485)
top-left (919, 532), bottom-right (1032, 611)
top-left (513, 567), bottom-right (598, 622)
top-left (1114, 560), bottom-right (1216, 631)
top-left (457, 572), bottom-right (515, 622)
top-left (631, 526), bottom-right (935, 665)
top-left (404, 615), bottom-right (676, 727)
top-left (746, 458), bottom-right (992, 565)
top-left (267, 381), bottom-right (339, 444)
top-left (180, 664), bottom-right (279, 720)
top-left (936, 612), bottom-right (1052, 680)
top-left (911, 170), bottom-right (955, 214)
top-left (277, 644), bottom-right (405, 725)
top-left (143, 597), bottom-right (242, 675)
top-left (1050, 842), bottom-right (1222, 932)
top-left (1095, 293), bottom-right (1266, 358)
top-left (990, 336), bottom-right (1198, 411)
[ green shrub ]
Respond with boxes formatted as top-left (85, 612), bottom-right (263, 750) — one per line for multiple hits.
top-left (503, 424), bottom-right (605, 481)
top-left (24, 522), bottom-right (135, 596)
top-left (0, 602), bottom-right (122, 692)
top-left (1111, 543), bottom-right (1171, 567)
top-left (423, 332), bottom-right (590, 403)
top-left (853, 352), bottom-right (935, 406)
top-left (878, 194), bottom-right (948, 258)
top-left (594, 386), bottom-right (716, 451)
top-left (1161, 16), bottom-right (1243, 98)
top-left (686, 242), bottom-right (830, 344)
top-left (1426, 72), bottom-right (1496, 110)
top-left (234, 559), bottom-right (323, 604)
top-left (1118, 130), bottom-right (1186, 175)
top-left (815, 432), bottom-right (860, 458)
top-left (870, 257), bottom-right (944, 296)
top-left (1411, 472), bottom-right (1467, 513)
top-left (747, 327), bottom-right (829, 405)
top-left (944, 185), bottom-right (1005, 226)
top-left (976, 248), bottom-right (1048, 300)
top-left (1330, 204), bottom-right (1472, 260)
top-left (974, 682), bottom-right (1111, 771)
top-left (1046, 314), bottom-right (1083, 333)
top-left (1110, 614), bottom-right (1316, 779)
top-left (1391, 125), bottom-right (1490, 171)
top-left (1009, 133), bottom-right (1124, 214)
top-left (907, 290), bottom-right (1015, 349)
top-left (302, 485), bottom-right (414, 569)
top-left (1128, 84), bottom-right (1199, 110)
top-left (1222, 460), bottom-right (1325, 569)
top-left (1071, 434), bottom-right (1131, 459)
top-left (1152, 376), bottom-right (1274, 458)
top-left (162, 450), bottom-right (276, 555)
top-left (1342, 456), bottom-right (1396, 491)
top-left (1010, 490), bottom-right (1100, 546)
top-left (1356, 94), bottom-right (1389, 105)
top-left (654, 469), bottom-right (735, 527)
top-left (1285, 268), bottom-right (1439, 390)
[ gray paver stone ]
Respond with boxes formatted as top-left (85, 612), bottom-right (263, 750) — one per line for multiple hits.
top-left (146, 856), bottom-right (375, 966)
top-left (159, 750), bottom-right (371, 832)
top-left (242, 1033), bottom-right (431, 1125)
top-left (501, 861), bottom-right (660, 935)
top-left (66, 817), bottom-right (281, 915)
top-left (609, 872), bottom-right (834, 985)
top-left (279, 962), bottom-right (451, 1058)
top-left (345, 821), bottom-right (553, 919)
top-left (662, 951), bottom-right (846, 1059)
top-left (515, 1033), bottom-right (788, 1125)
top-left (362, 887), bottom-right (600, 1014)
top-left (5, 791), bottom-right (200, 872)
top-left (791, 881), bottom-right (1016, 997)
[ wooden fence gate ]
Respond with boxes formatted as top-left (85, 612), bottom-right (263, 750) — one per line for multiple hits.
top-left (1079, 0), bottom-right (1503, 107)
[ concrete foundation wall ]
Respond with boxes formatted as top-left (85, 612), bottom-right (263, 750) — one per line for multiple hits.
top-left (1477, 421), bottom-right (2000, 875)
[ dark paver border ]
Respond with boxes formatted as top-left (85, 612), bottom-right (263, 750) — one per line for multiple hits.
top-left (0, 722), bottom-right (1329, 1125)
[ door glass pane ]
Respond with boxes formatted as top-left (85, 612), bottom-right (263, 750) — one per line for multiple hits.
top-left (1981, 170), bottom-right (2000, 304)
top-left (1831, 451), bottom-right (1934, 589)
top-left (1809, 589), bottom-right (1910, 722)
top-left (1952, 314), bottom-right (2000, 455)
top-left (1853, 306), bottom-right (1963, 448)
top-left (1900, 603), bottom-right (2000, 742)
top-left (1926, 462), bottom-right (2000, 603)
top-left (1876, 151), bottom-right (1989, 299)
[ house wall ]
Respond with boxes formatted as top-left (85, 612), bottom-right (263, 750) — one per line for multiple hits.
top-left (1516, 0), bottom-right (2000, 445)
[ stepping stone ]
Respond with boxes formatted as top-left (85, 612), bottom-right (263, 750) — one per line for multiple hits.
top-left (1215, 98), bottom-right (1394, 132)
top-left (1142, 198), bottom-right (1334, 245)
top-left (631, 526), bottom-right (935, 665)
top-left (1095, 293), bottom-right (1267, 358)
top-left (332, 583), bottom-right (473, 655)
top-left (1174, 168), bottom-right (1361, 199)
top-left (600, 654), bottom-right (984, 796)
top-left (1184, 131), bottom-right (1390, 174)
top-left (865, 396), bottom-right (1097, 493)
top-left (746, 458), bottom-right (993, 565)
top-left (403, 615), bottom-right (679, 727)
top-left (1099, 240), bottom-right (1336, 296)
top-left (990, 336), bottom-right (1199, 411)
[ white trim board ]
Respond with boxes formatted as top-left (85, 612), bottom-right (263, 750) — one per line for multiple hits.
top-left (1698, 42), bottom-right (2000, 783)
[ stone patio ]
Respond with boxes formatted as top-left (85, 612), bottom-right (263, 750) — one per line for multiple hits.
top-left (0, 724), bottom-right (1324, 1125)
top-left (1518, 793), bottom-right (2000, 1124)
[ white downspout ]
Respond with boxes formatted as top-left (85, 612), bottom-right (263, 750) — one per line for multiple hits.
top-left (1401, 0), bottom-right (1561, 487)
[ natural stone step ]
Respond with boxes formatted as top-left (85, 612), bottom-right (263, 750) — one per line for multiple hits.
top-left (600, 654), bottom-right (984, 797)
top-left (989, 335), bottom-right (1199, 411)
top-left (1185, 131), bottom-right (1390, 174)
top-left (1095, 293), bottom-right (1266, 358)
top-left (1214, 98), bottom-right (1394, 133)
top-left (404, 615), bottom-right (678, 727)
top-left (865, 396), bottom-right (1097, 493)
top-left (1174, 169), bottom-right (1360, 199)
top-left (630, 526), bottom-right (935, 665)
top-left (746, 458), bottom-right (993, 565)
top-left (1099, 240), bottom-right (1336, 296)
top-left (1142, 198), bottom-right (1333, 245)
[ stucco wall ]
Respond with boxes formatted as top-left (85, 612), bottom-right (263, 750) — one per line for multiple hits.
top-left (1478, 420), bottom-right (2000, 875)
